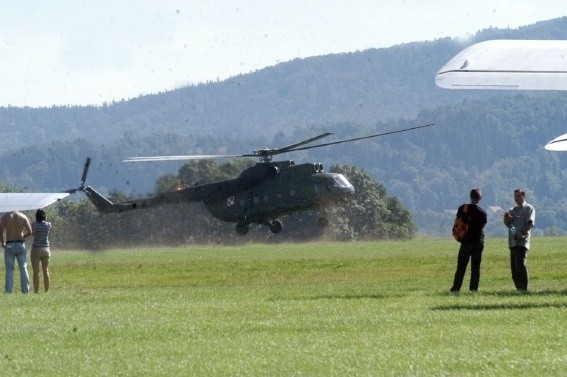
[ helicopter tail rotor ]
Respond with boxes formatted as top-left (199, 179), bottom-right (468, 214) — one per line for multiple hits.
top-left (80, 157), bottom-right (91, 187)
top-left (64, 157), bottom-right (91, 194)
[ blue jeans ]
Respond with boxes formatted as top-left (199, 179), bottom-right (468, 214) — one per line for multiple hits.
top-left (4, 242), bottom-right (30, 293)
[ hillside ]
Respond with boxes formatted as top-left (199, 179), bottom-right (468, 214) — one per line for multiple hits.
top-left (2, 17), bottom-right (567, 236)
top-left (4, 17), bottom-right (567, 152)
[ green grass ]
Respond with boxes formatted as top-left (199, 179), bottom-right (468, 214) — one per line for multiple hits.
top-left (1, 237), bottom-right (567, 376)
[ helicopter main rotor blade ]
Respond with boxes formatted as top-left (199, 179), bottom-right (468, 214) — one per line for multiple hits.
top-left (271, 132), bottom-right (334, 154)
top-left (249, 132), bottom-right (334, 160)
top-left (122, 125), bottom-right (432, 163)
top-left (124, 133), bottom-right (335, 162)
top-left (123, 154), bottom-right (242, 162)
top-left (283, 123), bottom-right (435, 153)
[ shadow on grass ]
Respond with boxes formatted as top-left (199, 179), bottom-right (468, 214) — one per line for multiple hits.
top-left (431, 301), bottom-right (567, 311)
top-left (434, 289), bottom-right (567, 297)
top-left (431, 289), bottom-right (567, 311)
top-left (268, 293), bottom-right (401, 301)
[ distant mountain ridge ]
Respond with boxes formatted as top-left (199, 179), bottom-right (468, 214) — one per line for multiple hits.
top-left (2, 17), bottom-right (567, 236)
top-left (5, 17), bottom-right (566, 152)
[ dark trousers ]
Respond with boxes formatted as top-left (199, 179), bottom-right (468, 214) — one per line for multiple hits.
top-left (510, 246), bottom-right (529, 291)
top-left (451, 243), bottom-right (484, 292)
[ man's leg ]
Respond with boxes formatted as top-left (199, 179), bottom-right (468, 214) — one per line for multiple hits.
top-left (15, 245), bottom-right (29, 294)
top-left (4, 248), bottom-right (15, 293)
top-left (469, 244), bottom-right (484, 291)
top-left (451, 244), bottom-right (471, 292)
top-left (510, 248), bottom-right (519, 289)
top-left (513, 246), bottom-right (529, 291)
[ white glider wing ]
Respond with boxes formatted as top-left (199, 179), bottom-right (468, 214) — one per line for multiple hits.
top-left (545, 133), bottom-right (567, 151)
top-left (0, 193), bottom-right (70, 213)
top-left (436, 40), bottom-right (567, 90)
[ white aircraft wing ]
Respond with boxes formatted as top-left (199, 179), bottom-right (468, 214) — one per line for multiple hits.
top-left (436, 40), bottom-right (567, 90)
top-left (0, 193), bottom-right (70, 213)
top-left (545, 133), bottom-right (567, 151)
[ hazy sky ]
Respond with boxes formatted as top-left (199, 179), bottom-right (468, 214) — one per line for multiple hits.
top-left (1, 0), bottom-right (566, 107)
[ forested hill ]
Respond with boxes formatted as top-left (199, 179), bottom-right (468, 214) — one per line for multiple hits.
top-left (2, 17), bottom-right (566, 152)
top-left (2, 17), bottom-right (567, 235)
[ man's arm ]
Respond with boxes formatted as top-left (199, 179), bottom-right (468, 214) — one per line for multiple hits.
top-left (23, 216), bottom-right (32, 238)
top-left (0, 218), bottom-right (5, 248)
top-left (520, 206), bottom-right (535, 234)
top-left (521, 220), bottom-right (534, 235)
top-left (503, 211), bottom-right (512, 227)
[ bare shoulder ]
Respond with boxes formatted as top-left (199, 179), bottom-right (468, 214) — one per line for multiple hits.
top-left (14, 212), bottom-right (31, 226)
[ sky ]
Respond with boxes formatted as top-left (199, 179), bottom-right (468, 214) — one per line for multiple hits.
top-left (1, 0), bottom-right (566, 108)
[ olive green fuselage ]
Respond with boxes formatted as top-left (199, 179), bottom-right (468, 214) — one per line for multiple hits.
top-left (84, 161), bottom-right (355, 226)
top-left (201, 161), bottom-right (354, 224)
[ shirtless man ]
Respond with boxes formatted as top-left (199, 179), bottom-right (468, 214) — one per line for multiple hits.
top-left (0, 211), bottom-right (32, 293)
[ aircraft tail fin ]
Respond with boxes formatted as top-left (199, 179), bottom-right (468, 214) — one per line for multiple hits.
top-left (82, 186), bottom-right (121, 213)
top-left (78, 158), bottom-right (160, 214)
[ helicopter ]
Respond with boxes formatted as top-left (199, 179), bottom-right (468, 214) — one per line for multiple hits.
top-left (74, 124), bottom-right (434, 235)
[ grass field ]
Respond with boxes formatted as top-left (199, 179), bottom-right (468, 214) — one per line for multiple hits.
top-left (1, 237), bottom-right (566, 376)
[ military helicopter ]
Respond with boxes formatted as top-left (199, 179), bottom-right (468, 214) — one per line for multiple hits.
top-left (74, 124), bottom-right (434, 235)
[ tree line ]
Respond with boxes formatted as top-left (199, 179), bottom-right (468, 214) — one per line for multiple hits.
top-left (2, 18), bottom-right (567, 238)
top-left (13, 162), bottom-right (416, 249)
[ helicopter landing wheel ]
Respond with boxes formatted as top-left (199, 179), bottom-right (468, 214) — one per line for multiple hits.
top-left (269, 219), bottom-right (283, 234)
top-left (236, 222), bottom-right (249, 235)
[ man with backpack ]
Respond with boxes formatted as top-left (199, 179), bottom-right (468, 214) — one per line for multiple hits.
top-left (450, 188), bottom-right (488, 293)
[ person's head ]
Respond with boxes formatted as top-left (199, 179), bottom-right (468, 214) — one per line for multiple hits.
top-left (514, 189), bottom-right (526, 205)
top-left (470, 187), bottom-right (482, 203)
top-left (35, 209), bottom-right (47, 222)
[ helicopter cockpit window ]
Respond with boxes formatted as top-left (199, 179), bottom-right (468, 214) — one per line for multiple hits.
top-left (314, 181), bottom-right (326, 192)
top-left (332, 174), bottom-right (351, 188)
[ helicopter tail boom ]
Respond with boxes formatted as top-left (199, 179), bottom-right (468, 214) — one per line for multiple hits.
top-left (82, 186), bottom-right (123, 213)
top-left (82, 185), bottom-right (198, 214)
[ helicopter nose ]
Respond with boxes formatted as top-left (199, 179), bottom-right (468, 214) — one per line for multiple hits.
top-left (329, 180), bottom-right (354, 196)
top-left (333, 174), bottom-right (354, 195)
top-left (336, 184), bottom-right (354, 196)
